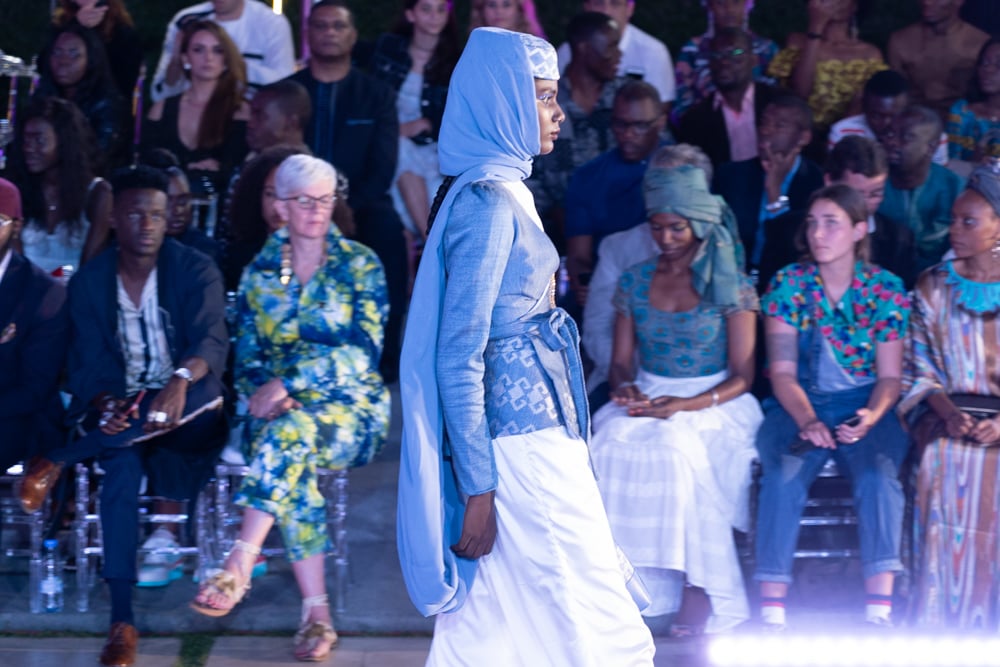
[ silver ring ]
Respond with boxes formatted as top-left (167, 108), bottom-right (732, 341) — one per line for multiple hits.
top-left (852, 437), bottom-right (859, 443)
top-left (150, 410), bottom-right (168, 424)
top-left (98, 418), bottom-right (108, 427)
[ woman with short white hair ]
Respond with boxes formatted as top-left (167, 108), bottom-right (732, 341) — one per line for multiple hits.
top-left (191, 155), bottom-right (391, 662)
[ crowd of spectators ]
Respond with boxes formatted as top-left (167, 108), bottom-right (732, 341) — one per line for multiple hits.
top-left (4, 0), bottom-right (1000, 663)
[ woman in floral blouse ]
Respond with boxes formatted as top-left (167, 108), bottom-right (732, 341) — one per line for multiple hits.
top-left (191, 155), bottom-right (390, 662)
top-left (754, 184), bottom-right (910, 629)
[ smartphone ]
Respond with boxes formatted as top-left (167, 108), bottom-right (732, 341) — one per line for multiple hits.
top-left (838, 415), bottom-right (862, 429)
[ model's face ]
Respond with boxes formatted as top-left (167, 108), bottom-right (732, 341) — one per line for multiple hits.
top-left (806, 198), bottom-right (865, 265)
top-left (863, 93), bottom-right (908, 138)
top-left (166, 173), bottom-right (193, 236)
top-left (535, 78), bottom-right (564, 156)
top-left (978, 44), bottom-right (1000, 96)
top-left (261, 168), bottom-right (283, 232)
top-left (649, 212), bottom-right (697, 259)
top-left (583, 0), bottom-right (633, 34)
top-left (949, 189), bottom-right (1000, 259)
top-left (276, 177), bottom-right (335, 241)
top-left (708, 33), bottom-right (754, 91)
top-left (22, 118), bottom-right (58, 174)
top-left (50, 32), bottom-right (87, 89)
top-left (611, 97), bottom-right (663, 163)
top-left (836, 169), bottom-right (887, 217)
top-left (406, 0), bottom-right (451, 38)
top-left (184, 30), bottom-right (226, 81)
top-left (482, 0), bottom-right (519, 30)
top-left (247, 93), bottom-right (287, 152)
top-left (757, 105), bottom-right (808, 157)
top-left (707, 0), bottom-right (747, 30)
top-left (307, 6), bottom-right (357, 59)
top-left (113, 189), bottom-right (168, 258)
top-left (583, 24), bottom-right (622, 82)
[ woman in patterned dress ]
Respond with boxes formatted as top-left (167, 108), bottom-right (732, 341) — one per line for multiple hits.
top-left (754, 184), bottom-right (911, 629)
top-left (191, 155), bottom-right (390, 662)
top-left (900, 166), bottom-right (1000, 628)
top-left (589, 164), bottom-right (763, 635)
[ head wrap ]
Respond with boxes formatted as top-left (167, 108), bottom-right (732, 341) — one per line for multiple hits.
top-left (643, 165), bottom-right (742, 307)
top-left (967, 164), bottom-right (1000, 218)
top-left (518, 32), bottom-right (559, 80)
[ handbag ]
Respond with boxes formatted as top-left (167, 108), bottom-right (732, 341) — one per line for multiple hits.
top-left (949, 393), bottom-right (1000, 420)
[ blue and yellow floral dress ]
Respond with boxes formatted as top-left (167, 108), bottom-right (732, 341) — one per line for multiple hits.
top-left (234, 224), bottom-right (390, 561)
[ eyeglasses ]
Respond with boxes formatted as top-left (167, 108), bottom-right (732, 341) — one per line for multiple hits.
top-left (610, 116), bottom-right (662, 134)
top-left (281, 193), bottom-right (336, 211)
top-left (708, 47), bottom-right (748, 62)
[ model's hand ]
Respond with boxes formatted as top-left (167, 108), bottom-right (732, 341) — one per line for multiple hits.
top-left (248, 378), bottom-right (290, 420)
top-left (944, 411), bottom-right (975, 439)
top-left (835, 408), bottom-right (875, 444)
top-left (969, 417), bottom-right (1000, 445)
top-left (144, 379), bottom-right (188, 433)
top-left (451, 491), bottom-right (497, 560)
top-left (628, 395), bottom-right (684, 420)
top-left (799, 418), bottom-right (836, 449)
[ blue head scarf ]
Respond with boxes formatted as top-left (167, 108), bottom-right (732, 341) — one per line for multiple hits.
top-left (397, 28), bottom-right (558, 617)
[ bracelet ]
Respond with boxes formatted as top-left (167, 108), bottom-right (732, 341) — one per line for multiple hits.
top-left (711, 390), bottom-right (719, 408)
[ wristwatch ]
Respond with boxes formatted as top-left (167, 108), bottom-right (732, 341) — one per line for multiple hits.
top-left (173, 367), bottom-right (194, 384)
top-left (765, 195), bottom-right (790, 214)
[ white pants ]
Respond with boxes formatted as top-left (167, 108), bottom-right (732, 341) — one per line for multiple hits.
top-left (426, 427), bottom-right (655, 667)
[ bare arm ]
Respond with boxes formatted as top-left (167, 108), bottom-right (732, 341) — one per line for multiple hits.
top-left (836, 338), bottom-right (902, 443)
top-left (608, 311), bottom-right (645, 403)
top-left (767, 315), bottom-right (836, 447)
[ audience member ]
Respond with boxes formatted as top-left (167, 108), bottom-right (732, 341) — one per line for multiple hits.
top-left (591, 164), bottom-right (761, 635)
top-left (369, 0), bottom-right (459, 239)
top-left (52, 0), bottom-right (142, 98)
top-left (900, 165), bottom-right (1000, 628)
top-left (468, 0), bottom-right (546, 37)
top-left (946, 38), bottom-right (1000, 164)
top-left (557, 0), bottom-right (675, 111)
top-left (0, 178), bottom-right (68, 472)
top-left (191, 156), bottom-right (389, 664)
top-left (879, 105), bottom-right (964, 272)
top-left (19, 166), bottom-right (229, 667)
top-left (528, 11), bottom-right (622, 250)
top-left (768, 0), bottom-right (885, 132)
top-left (565, 80), bottom-right (666, 307)
top-left (151, 0), bottom-right (294, 102)
top-left (754, 184), bottom-right (911, 630)
top-left (35, 21), bottom-right (128, 169)
top-left (828, 70), bottom-right (948, 165)
top-left (712, 95), bottom-right (824, 281)
top-left (245, 80), bottom-right (311, 157)
top-left (143, 20), bottom-right (250, 193)
top-left (675, 27), bottom-right (782, 168)
top-left (288, 0), bottom-right (405, 381)
top-left (14, 97), bottom-right (112, 275)
top-left (673, 0), bottom-right (777, 121)
top-left (887, 0), bottom-right (989, 120)
top-left (163, 166), bottom-right (218, 260)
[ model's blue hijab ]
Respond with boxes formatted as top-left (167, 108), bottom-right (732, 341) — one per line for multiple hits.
top-left (397, 28), bottom-right (558, 617)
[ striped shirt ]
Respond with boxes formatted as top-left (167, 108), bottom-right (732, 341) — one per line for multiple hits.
top-left (116, 269), bottom-right (173, 395)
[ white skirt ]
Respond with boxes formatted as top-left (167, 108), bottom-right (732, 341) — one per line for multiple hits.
top-left (590, 369), bottom-right (762, 631)
top-left (426, 427), bottom-right (655, 667)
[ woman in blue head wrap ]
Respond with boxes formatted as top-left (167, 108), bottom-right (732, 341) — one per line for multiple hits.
top-left (589, 164), bottom-right (763, 636)
top-left (397, 27), bottom-right (654, 666)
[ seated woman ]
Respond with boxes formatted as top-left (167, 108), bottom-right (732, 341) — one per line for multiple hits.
top-left (52, 0), bottom-right (143, 98)
top-left (900, 166), bottom-right (1000, 628)
top-left (768, 0), bottom-right (884, 134)
top-left (468, 0), bottom-right (546, 38)
top-left (13, 97), bottom-right (112, 275)
top-left (190, 155), bottom-right (390, 662)
top-left (947, 38), bottom-right (1000, 164)
top-left (755, 184), bottom-right (911, 629)
top-left (143, 19), bottom-right (249, 195)
top-left (590, 164), bottom-right (762, 634)
top-left (672, 0), bottom-right (778, 121)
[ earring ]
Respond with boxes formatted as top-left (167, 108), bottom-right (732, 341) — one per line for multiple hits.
top-left (279, 243), bottom-right (293, 285)
top-left (992, 239), bottom-right (1000, 261)
top-left (183, 62), bottom-right (191, 71)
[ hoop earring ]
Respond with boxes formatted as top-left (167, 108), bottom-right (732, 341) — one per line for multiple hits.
top-left (992, 238), bottom-right (1000, 261)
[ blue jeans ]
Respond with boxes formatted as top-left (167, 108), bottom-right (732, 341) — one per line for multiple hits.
top-left (753, 385), bottom-right (910, 583)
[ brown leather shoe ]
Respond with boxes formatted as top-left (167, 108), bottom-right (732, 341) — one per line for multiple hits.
top-left (18, 457), bottom-right (64, 514)
top-left (99, 622), bottom-right (138, 667)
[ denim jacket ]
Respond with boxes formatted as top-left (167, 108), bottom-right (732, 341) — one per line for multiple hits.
top-left (369, 33), bottom-right (449, 144)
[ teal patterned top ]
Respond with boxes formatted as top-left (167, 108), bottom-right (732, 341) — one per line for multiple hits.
top-left (236, 224), bottom-right (389, 416)
top-left (613, 257), bottom-right (759, 378)
top-left (762, 261), bottom-right (910, 380)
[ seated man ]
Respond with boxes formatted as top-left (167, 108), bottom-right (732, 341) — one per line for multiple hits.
top-left (887, 0), bottom-right (989, 119)
top-left (564, 80), bottom-right (666, 308)
top-left (0, 178), bottom-right (68, 471)
top-left (20, 166), bottom-right (229, 667)
top-left (712, 94), bottom-right (824, 285)
top-left (878, 105), bottom-right (964, 273)
top-left (676, 27), bottom-right (782, 169)
top-left (827, 70), bottom-right (948, 165)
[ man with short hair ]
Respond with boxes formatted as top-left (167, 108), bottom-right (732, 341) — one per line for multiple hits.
top-left (19, 167), bottom-right (229, 667)
top-left (564, 80), bottom-right (665, 307)
top-left (878, 105), bottom-right (965, 273)
top-left (556, 0), bottom-right (676, 111)
top-left (827, 70), bottom-right (948, 165)
top-left (287, 0), bottom-right (405, 380)
top-left (676, 27), bottom-right (782, 168)
top-left (887, 0), bottom-right (989, 119)
top-left (151, 0), bottom-right (295, 102)
top-left (528, 11), bottom-right (623, 250)
top-left (246, 79), bottom-right (312, 155)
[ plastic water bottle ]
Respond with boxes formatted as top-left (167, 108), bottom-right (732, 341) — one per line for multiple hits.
top-left (40, 539), bottom-right (64, 613)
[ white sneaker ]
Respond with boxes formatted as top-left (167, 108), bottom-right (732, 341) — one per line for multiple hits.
top-left (137, 528), bottom-right (183, 588)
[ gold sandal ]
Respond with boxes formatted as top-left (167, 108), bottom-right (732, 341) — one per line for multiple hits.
top-left (189, 539), bottom-right (260, 618)
top-left (293, 594), bottom-right (339, 662)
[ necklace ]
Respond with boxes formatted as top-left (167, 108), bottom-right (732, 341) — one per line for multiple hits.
top-left (278, 242), bottom-right (326, 286)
